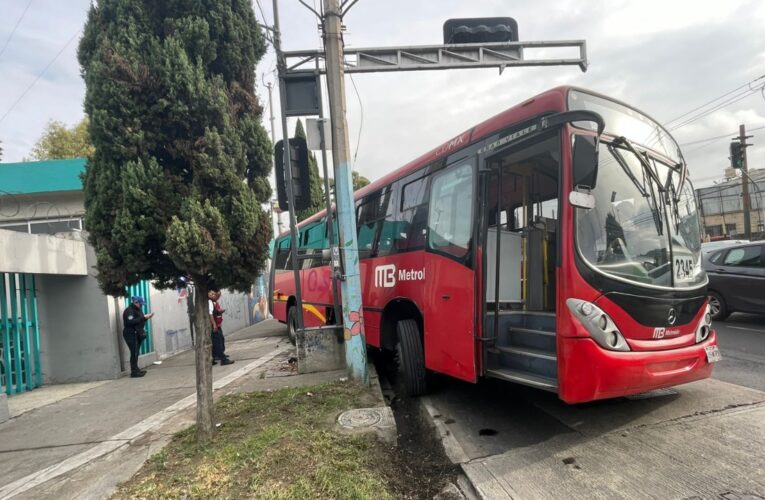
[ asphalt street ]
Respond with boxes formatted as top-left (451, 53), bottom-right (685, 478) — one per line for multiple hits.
top-left (712, 312), bottom-right (765, 391)
top-left (419, 313), bottom-right (765, 498)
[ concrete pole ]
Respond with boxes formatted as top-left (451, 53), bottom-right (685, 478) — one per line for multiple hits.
top-left (322, 0), bottom-right (369, 384)
top-left (740, 124), bottom-right (752, 240)
top-left (272, 0), bottom-right (305, 334)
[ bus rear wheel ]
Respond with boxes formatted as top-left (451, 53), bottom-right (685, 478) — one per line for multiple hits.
top-left (287, 306), bottom-right (298, 345)
top-left (395, 319), bottom-right (427, 397)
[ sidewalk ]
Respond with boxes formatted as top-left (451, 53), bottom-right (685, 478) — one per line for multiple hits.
top-left (0, 319), bottom-right (323, 499)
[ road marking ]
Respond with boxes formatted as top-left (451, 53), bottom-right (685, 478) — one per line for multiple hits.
top-left (726, 325), bottom-right (765, 333)
top-left (0, 344), bottom-right (289, 499)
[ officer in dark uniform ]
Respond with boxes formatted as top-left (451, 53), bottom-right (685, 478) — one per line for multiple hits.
top-left (122, 296), bottom-right (155, 378)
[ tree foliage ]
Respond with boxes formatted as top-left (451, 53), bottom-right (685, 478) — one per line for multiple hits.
top-left (328, 170), bottom-right (371, 193)
top-left (78, 0), bottom-right (272, 297)
top-left (79, 0), bottom-right (272, 444)
top-left (293, 119), bottom-right (325, 221)
top-left (30, 119), bottom-right (95, 160)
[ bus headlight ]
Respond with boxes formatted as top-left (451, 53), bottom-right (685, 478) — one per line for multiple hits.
top-left (567, 298), bottom-right (630, 352)
top-left (696, 305), bottom-right (713, 343)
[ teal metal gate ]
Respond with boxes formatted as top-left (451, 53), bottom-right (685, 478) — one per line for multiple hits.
top-left (125, 281), bottom-right (154, 355)
top-left (0, 273), bottom-right (42, 395)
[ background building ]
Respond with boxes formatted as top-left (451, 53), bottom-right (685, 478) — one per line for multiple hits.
top-left (0, 159), bottom-right (254, 396)
top-left (696, 168), bottom-right (765, 240)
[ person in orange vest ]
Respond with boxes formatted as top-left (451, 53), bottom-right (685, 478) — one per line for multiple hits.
top-left (208, 288), bottom-right (234, 365)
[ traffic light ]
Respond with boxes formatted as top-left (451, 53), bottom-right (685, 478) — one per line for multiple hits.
top-left (729, 141), bottom-right (745, 169)
top-left (274, 137), bottom-right (311, 211)
top-left (443, 17), bottom-right (519, 44)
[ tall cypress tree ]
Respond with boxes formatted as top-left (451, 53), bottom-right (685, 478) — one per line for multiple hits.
top-left (293, 119), bottom-right (325, 221)
top-left (78, 0), bottom-right (272, 442)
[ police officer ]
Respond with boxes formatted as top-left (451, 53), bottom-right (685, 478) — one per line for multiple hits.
top-left (123, 296), bottom-right (155, 378)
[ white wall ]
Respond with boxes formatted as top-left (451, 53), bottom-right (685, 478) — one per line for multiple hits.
top-left (0, 229), bottom-right (87, 275)
top-left (147, 286), bottom-right (251, 360)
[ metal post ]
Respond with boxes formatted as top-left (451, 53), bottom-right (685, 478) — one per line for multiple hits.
top-left (322, 0), bottom-right (368, 383)
top-left (0, 274), bottom-right (12, 394)
top-left (9, 274), bottom-right (22, 393)
top-left (30, 275), bottom-right (40, 388)
top-left (19, 274), bottom-right (31, 390)
top-left (273, 0), bottom-right (305, 334)
top-left (316, 58), bottom-right (343, 327)
top-left (740, 124), bottom-right (752, 240)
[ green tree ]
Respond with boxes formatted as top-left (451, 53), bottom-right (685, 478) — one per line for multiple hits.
top-left (78, 0), bottom-right (271, 443)
top-left (30, 119), bottom-right (95, 160)
top-left (293, 119), bottom-right (325, 221)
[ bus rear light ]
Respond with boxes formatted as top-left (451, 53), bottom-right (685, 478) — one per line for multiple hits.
top-left (567, 299), bottom-right (630, 352)
top-left (696, 305), bottom-right (712, 343)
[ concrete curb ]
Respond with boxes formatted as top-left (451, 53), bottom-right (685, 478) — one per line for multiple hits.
top-left (419, 396), bottom-right (505, 499)
top-left (0, 344), bottom-right (290, 499)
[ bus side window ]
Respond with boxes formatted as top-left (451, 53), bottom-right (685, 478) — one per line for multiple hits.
top-left (300, 218), bottom-right (327, 268)
top-left (397, 174), bottom-right (430, 252)
top-left (274, 237), bottom-right (291, 271)
top-left (356, 189), bottom-right (390, 258)
top-left (428, 163), bottom-right (474, 259)
top-left (376, 188), bottom-right (397, 257)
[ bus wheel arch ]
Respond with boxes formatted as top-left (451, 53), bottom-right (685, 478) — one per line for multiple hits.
top-left (380, 299), bottom-right (424, 352)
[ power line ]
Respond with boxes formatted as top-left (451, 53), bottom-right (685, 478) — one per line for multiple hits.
top-left (0, 28), bottom-right (81, 126)
top-left (668, 85), bottom-right (764, 132)
top-left (664, 75), bottom-right (765, 127)
top-left (0, 0), bottom-right (33, 59)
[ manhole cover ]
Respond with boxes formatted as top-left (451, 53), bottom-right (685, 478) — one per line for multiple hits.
top-left (338, 408), bottom-right (384, 429)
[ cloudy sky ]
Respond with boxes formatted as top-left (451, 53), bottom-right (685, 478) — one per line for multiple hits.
top-left (1, 0), bottom-right (765, 189)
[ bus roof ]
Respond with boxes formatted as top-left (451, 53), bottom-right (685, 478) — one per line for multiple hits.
top-left (280, 85), bottom-right (572, 235)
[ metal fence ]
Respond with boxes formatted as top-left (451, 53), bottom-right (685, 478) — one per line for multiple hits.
top-left (0, 273), bottom-right (42, 395)
top-left (125, 281), bottom-right (154, 355)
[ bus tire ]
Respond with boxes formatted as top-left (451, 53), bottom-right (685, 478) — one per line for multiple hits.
top-left (287, 306), bottom-right (298, 345)
top-left (707, 291), bottom-right (729, 321)
top-left (395, 319), bottom-right (427, 397)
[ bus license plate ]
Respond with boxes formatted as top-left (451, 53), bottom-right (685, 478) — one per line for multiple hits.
top-left (705, 346), bottom-right (722, 363)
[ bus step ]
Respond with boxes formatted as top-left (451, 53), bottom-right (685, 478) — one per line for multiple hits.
top-left (496, 345), bottom-right (556, 361)
top-left (505, 326), bottom-right (556, 351)
top-left (486, 368), bottom-right (558, 392)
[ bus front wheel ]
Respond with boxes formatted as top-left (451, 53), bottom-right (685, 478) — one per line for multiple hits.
top-left (395, 319), bottom-right (427, 397)
top-left (287, 306), bottom-right (298, 345)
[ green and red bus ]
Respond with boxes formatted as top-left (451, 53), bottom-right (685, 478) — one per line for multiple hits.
top-left (270, 86), bottom-right (720, 403)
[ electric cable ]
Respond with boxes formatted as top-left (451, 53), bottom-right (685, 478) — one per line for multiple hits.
top-left (0, 0), bottom-right (33, 59)
top-left (0, 28), bottom-right (81, 125)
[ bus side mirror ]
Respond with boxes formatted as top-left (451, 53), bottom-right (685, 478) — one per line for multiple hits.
top-left (573, 135), bottom-right (598, 189)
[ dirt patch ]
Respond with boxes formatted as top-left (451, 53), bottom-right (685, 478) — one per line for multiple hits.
top-left (112, 379), bottom-right (456, 499)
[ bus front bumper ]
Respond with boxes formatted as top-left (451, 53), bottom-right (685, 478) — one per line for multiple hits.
top-left (557, 331), bottom-right (718, 404)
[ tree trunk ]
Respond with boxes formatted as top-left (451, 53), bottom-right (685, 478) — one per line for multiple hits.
top-left (193, 281), bottom-right (214, 444)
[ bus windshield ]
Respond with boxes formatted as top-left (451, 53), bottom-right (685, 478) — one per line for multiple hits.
top-left (575, 141), bottom-right (705, 289)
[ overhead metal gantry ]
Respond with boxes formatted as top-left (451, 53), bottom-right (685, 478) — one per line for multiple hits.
top-left (284, 40), bottom-right (588, 75)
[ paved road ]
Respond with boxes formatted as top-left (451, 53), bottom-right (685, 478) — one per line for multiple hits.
top-left (713, 312), bottom-right (765, 391)
top-left (419, 315), bottom-right (765, 499)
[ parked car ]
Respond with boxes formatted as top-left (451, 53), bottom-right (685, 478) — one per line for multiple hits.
top-left (701, 239), bottom-right (749, 254)
top-left (703, 241), bottom-right (765, 320)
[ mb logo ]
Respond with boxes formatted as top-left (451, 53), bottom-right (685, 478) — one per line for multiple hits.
top-left (375, 264), bottom-right (396, 288)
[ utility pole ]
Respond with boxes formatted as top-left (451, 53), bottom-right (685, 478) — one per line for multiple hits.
top-left (262, 76), bottom-right (283, 237)
top-left (272, 0), bottom-right (305, 336)
top-left (322, 0), bottom-right (369, 384)
top-left (739, 124), bottom-right (753, 239)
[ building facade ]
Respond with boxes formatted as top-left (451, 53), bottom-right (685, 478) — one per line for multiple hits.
top-left (1, 159), bottom-right (254, 395)
top-left (696, 168), bottom-right (765, 240)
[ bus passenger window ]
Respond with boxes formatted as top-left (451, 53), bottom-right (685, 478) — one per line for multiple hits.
top-left (396, 175), bottom-right (430, 252)
top-left (274, 237), bottom-right (291, 270)
top-left (428, 163), bottom-right (474, 259)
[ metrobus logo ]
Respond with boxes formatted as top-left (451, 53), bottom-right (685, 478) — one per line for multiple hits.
top-left (652, 327), bottom-right (681, 339)
top-left (374, 265), bottom-right (425, 288)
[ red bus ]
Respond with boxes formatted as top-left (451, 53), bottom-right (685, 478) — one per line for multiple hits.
top-left (270, 86), bottom-right (720, 403)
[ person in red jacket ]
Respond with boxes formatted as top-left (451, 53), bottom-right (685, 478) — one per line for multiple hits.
top-left (208, 288), bottom-right (234, 365)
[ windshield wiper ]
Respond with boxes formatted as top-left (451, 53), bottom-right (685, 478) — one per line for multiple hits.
top-left (611, 136), bottom-right (665, 236)
top-left (607, 144), bottom-right (648, 198)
